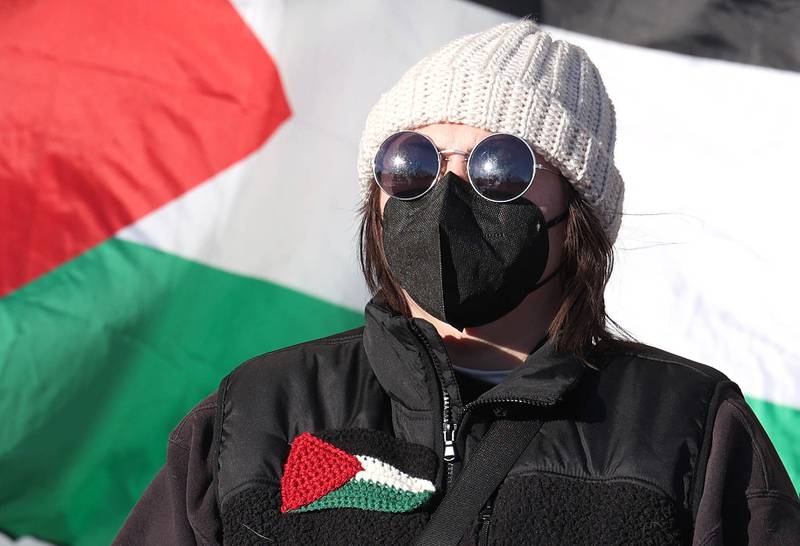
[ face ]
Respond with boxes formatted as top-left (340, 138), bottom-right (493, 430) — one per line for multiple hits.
top-left (378, 122), bottom-right (569, 288)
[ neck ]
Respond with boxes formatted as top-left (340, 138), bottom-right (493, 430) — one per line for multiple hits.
top-left (405, 277), bottom-right (564, 372)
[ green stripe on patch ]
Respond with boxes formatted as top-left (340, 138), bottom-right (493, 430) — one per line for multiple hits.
top-left (0, 237), bottom-right (364, 546)
top-left (294, 479), bottom-right (433, 513)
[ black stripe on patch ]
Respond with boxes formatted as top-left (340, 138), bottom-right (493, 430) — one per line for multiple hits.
top-left (316, 428), bottom-right (438, 481)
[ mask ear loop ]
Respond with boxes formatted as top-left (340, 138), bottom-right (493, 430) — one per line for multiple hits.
top-left (544, 209), bottom-right (569, 228)
top-left (531, 208), bottom-right (569, 290)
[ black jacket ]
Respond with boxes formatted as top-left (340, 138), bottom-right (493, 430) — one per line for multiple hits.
top-left (114, 295), bottom-right (800, 545)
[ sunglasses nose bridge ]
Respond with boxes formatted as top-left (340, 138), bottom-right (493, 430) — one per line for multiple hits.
top-left (439, 149), bottom-right (470, 179)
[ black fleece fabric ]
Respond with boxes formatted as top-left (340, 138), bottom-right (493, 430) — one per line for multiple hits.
top-left (221, 429), bottom-right (440, 545)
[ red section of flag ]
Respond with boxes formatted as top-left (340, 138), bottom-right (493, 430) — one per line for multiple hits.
top-left (0, 0), bottom-right (291, 297)
top-left (280, 432), bottom-right (364, 513)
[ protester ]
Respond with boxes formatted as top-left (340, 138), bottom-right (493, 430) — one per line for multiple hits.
top-left (114, 18), bottom-right (800, 545)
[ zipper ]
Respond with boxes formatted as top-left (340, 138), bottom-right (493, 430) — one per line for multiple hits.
top-left (463, 396), bottom-right (556, 411)
top-left (407, 322), bottom-right (556, 494)
top-left (477, 498), bottom-right (493, 546)
top-left (408, 321), bottom-right (461, 493)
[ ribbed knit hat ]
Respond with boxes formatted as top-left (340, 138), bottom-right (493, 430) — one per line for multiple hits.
top-left (356, 18), bottom-right (624, 242)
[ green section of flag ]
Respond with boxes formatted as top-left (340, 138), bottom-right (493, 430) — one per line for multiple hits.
top-left (0, 237), bottom-right (364, 546)
top-left (746, 396), bottom-right (800, 493)
top-left (295, 479), bottom-right (432, 514)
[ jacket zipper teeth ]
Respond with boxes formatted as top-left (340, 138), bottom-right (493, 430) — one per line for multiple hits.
top-left (407, 323), bottom-right (555, 493)
top-left (478, 500), bottom-right (493, 545)
top-left (408, 322), bottom-right (459, 491)
top-left (463, 396), bottom-right (556, 411)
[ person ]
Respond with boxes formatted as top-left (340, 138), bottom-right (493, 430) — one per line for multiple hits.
top-left (113, 18), bottom-right (800, 545)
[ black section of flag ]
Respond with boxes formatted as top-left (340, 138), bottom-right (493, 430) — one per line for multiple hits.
top-left (467, 0), bottom-right (800, 72)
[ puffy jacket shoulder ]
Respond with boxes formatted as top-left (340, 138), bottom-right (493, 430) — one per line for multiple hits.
top-left (222, 326), bottom-right (366, 390)
top-left (214, 326), bottom-right (394, 506)
top-left (603, 341), bottom-right (730, 382)
top-left (544, 341), bottom-right (736, 515)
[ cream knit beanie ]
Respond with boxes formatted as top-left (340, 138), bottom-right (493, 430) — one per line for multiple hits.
top-left (356, 18), bottom-right (624, 242)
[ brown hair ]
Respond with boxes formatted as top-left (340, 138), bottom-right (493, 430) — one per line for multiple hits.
top-left (357, 178), bottom-right (637, 362)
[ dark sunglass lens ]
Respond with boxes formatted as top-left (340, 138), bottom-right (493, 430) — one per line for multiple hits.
top-left (468, 134), bottom-right (534, 201)
top-left (373, 132), bottom-right (439, 199)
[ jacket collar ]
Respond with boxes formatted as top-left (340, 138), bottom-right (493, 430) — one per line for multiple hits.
top-left (362, 293), bottom-right (586, 412)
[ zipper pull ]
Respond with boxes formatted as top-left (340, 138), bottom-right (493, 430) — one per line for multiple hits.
top-left (443, 421), bottom-right (457, 462)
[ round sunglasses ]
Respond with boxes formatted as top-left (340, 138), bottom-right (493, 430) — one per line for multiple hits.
top-left (372, 131), bottom-right (561, 203)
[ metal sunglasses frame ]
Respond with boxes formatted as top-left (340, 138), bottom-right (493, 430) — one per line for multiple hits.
top-left (372, 130), bottom-right (562, 203)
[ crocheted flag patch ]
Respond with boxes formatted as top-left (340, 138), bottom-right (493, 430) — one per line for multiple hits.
top-left (280, 431), bottom-right (436, 513)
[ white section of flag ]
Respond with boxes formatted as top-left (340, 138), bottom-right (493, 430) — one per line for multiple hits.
top-left (543, 26), bottom-right (800, 408)
top-left (116, 0), bottom-right (800, 410)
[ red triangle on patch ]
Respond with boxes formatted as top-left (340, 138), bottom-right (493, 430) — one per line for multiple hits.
top-left (280, 432), bottom-right (363, 512)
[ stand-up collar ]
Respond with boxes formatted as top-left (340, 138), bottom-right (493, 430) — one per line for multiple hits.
top-left (471, 333), bottom-right (586, 406)
top-left (362, 294), bottom-right (586, 412)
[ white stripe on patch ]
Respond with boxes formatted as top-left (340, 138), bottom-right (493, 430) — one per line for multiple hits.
top-left (353, 455), bottom-right (436, 494)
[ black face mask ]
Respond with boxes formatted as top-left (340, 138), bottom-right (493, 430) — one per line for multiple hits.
top-left (382, 172), bottom-right (567, 331)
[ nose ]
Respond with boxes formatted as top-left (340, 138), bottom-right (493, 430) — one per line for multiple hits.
top-left (441, 149), bottom-right (469, 180)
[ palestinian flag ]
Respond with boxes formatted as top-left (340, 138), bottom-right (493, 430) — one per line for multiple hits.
top-left (280, 431), bottom-right (436, 514)
top-left (1, 1), bottom-right (798, 545)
